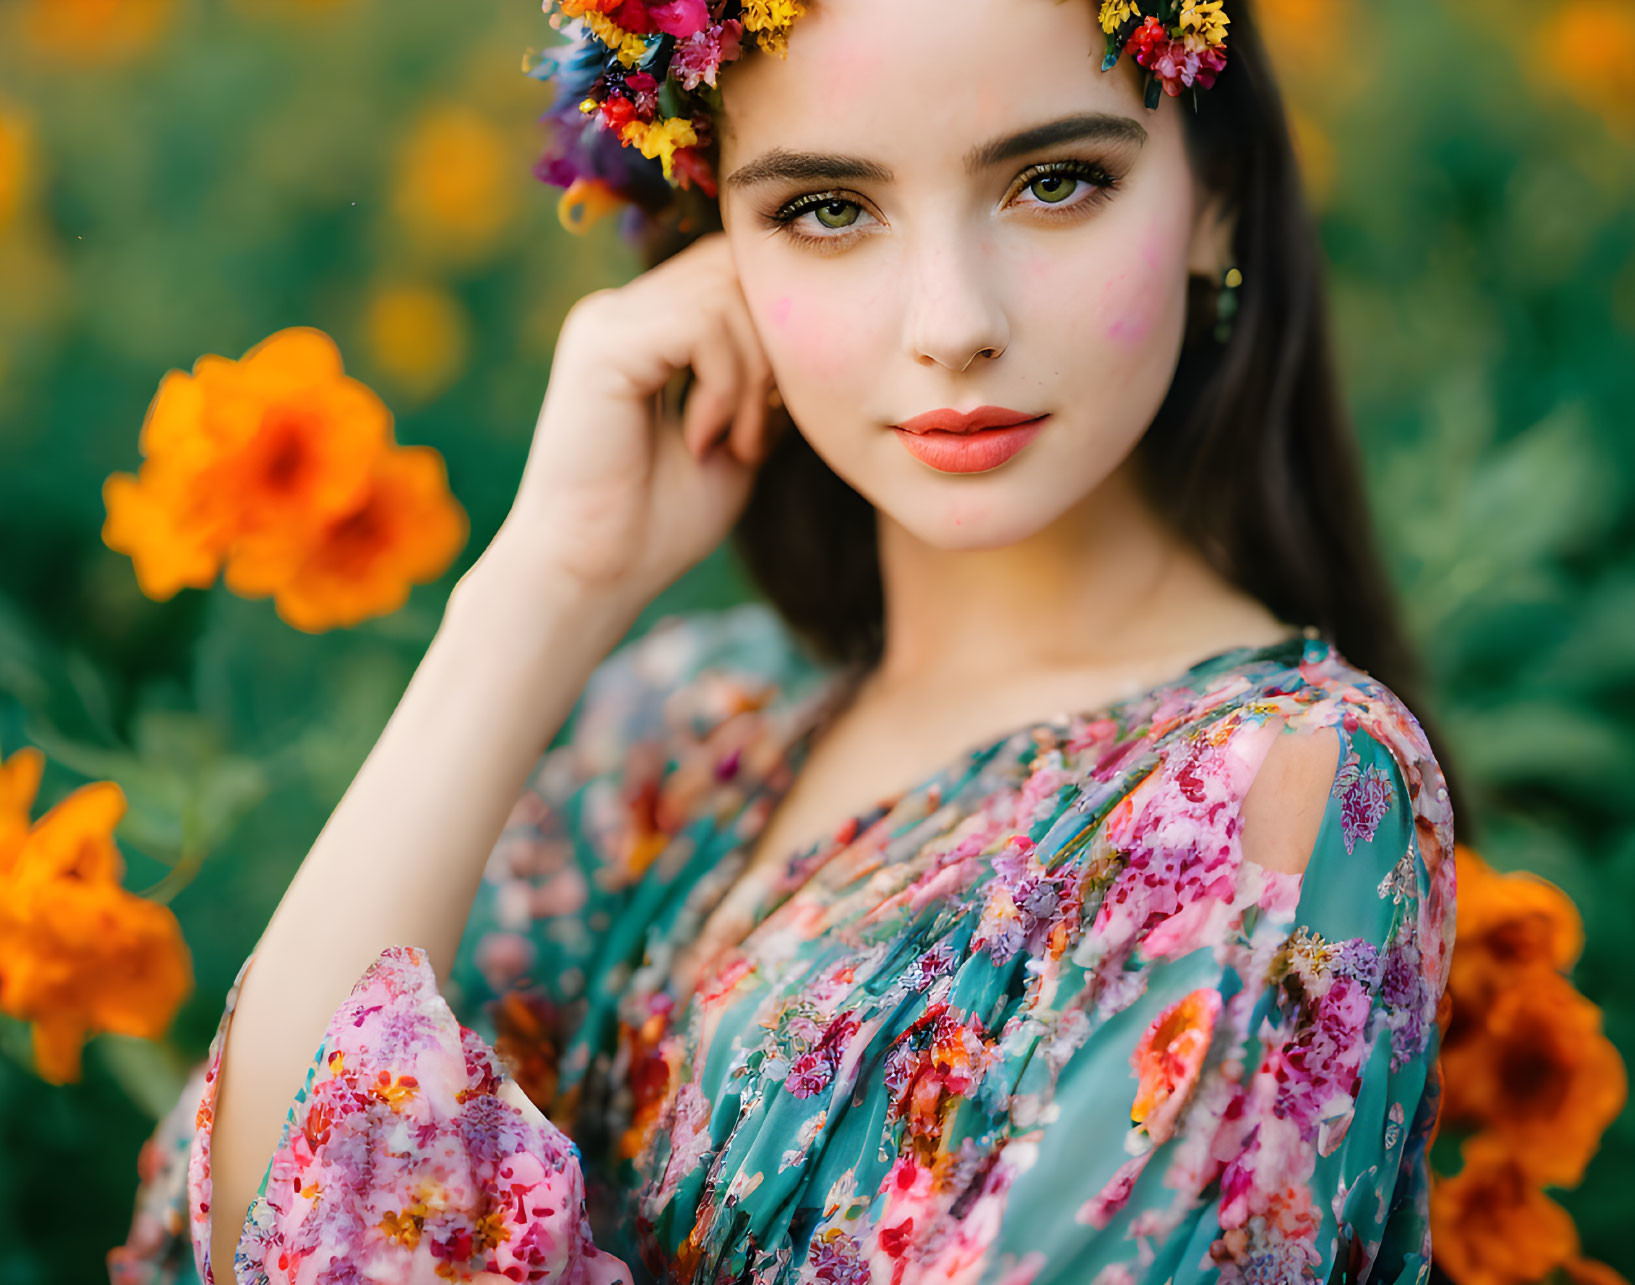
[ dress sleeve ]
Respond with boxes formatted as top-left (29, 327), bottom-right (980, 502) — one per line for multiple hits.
top-left (113, 944), bottom-right (632, 1285)
top-left (106, 628), bottom-right (675, 1285)
top-left (1012, 709), bottom-right (1458, 1285)
top-left (1195, 716), bottom-right (1458, 1283)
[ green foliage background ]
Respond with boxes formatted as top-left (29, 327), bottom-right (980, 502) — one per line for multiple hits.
top-left (0, 0), bottom-right (1630, 1279)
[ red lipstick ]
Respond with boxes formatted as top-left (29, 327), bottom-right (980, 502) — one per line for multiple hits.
top-left (892, 405), bottom-right (1049, 474)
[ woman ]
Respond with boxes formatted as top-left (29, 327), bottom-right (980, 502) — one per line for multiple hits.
top-left (110, 1), bottom-right (1461, 1282)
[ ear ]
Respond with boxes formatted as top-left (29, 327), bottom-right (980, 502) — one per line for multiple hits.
top-left (1186, 184), bottom-right (1238, 279)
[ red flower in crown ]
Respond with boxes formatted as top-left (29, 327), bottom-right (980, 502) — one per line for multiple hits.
top-left (1125, 15), bottom-right (1229, 96)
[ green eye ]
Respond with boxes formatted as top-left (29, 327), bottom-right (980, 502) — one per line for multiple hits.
top-left (813, 200), bottom-right (859, 230)
top-left (1029, 174), bottom-right (1077, 205)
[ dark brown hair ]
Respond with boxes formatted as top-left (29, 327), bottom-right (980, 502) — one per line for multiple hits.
top-left (633, 2), bottom-right (1471, 831)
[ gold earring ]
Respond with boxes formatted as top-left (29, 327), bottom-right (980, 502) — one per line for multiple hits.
top-left (1214, 264), bottom-right (1243, 344)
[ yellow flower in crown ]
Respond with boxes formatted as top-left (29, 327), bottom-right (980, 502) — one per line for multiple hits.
top-left (528, 0), bottom-right (1232, 236)
top-left (1180, 0), bottom-right (1229, 52)
top-left (1100, 0), bottom-right (1144, 31)
top-left (739, 0), bottom-right (806, 58)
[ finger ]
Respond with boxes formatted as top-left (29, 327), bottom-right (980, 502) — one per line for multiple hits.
top-left (680, 311), bottom-right (744, 460)
top-left (715, 292), bottom-right (777, 467)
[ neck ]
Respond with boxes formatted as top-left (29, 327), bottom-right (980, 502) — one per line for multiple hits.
top-left (871, 454), bottom-right (1284, 689)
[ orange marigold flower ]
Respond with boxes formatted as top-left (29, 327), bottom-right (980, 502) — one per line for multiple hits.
top-left (101, 464), bottom-right (226, 601)
top-left (1430, 1132), bottom-right (1580, 1285)
top-left (1448, 844), bottom-right (1584, 1018)
top-left (104, 326), bottom-right (466, 630)
top-left (0, 748), bottom-right (193, 1084)
top-left (234, 444), bottom-right (468, 633)
top-left (1439, 968), bottom-right (1627, 1187)
top-left (0, 744), bottom-right (44, 869)
top-left (170, 328), bottom-right (393, 582)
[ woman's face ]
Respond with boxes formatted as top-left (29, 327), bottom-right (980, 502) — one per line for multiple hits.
top-left (716, 0), bottom-right (1233, 549)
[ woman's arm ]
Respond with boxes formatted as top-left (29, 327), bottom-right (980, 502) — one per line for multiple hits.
top-left (205, 535), bottom-right (642, 1279)
top-left (200, 230), bottom-right (782, 1277)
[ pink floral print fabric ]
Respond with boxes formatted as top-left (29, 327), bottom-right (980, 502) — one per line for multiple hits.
top-left (111, 603), bottom-right (1457, 1285)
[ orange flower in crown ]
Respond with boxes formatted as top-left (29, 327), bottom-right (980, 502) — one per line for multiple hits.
top-left (0, 747), bottom-right (193, 1084)
top-left (525, 0), bottom-right (1229, 235)
top-left (102, 327), bottom-right (468, 632)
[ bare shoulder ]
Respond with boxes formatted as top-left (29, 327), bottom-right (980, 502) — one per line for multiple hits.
top-left (1239, 720), bottom-right (1343, 877)
top-left (1237, 643), bottom-right (1453, 880)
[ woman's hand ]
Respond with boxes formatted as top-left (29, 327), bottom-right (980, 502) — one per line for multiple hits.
top-left (493, 230), bottom-right (783, 611)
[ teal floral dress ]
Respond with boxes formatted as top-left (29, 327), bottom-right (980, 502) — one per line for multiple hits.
top-left (109, 601), bottom-right (1457, 1285)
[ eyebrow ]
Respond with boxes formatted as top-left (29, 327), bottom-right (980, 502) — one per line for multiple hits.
top-left (720, 111), bottom-right (1148, 193)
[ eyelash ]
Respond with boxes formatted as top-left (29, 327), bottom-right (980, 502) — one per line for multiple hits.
top-left (763, 158), bottom-right (1124, 251)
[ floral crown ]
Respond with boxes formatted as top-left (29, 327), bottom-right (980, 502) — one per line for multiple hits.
top-left (524, 0), bottom-right (1230, 237)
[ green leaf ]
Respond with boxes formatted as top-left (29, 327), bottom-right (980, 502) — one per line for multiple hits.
top-left (92, 1035), bottom-right (192, 1123)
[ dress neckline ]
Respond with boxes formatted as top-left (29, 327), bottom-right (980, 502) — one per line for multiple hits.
top-left (756, 625), bottom-right (1323, 891)
top-left (665, 623), bottom-right (1324, 1020)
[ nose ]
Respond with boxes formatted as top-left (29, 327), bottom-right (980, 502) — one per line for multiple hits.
top-left (901, 232), bottom-right (1011, 374)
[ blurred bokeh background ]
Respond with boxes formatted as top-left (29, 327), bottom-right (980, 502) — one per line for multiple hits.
top-left (0, 0), bottom-right (1631, 1280)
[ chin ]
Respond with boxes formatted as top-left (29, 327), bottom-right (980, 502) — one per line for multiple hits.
top-left (867, 467), bottom-right (1084, 551)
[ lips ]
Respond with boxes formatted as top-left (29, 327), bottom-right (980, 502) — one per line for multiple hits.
top-left (892, 415), bottom-right (1049, 473)
top-left (893, 404), bottom-right (1046, 435)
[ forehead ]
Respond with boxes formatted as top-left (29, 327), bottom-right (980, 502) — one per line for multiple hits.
top-left (717, 0), bottom-right (1153, 161)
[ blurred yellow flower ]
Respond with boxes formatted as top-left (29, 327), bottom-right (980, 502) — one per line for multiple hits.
top-left (20, 0), bottom-right (176, 66)
top-left (364, 282), bottom-right (472, 403)
top-left (0, 747), bottom-right (193, 1085)
top-left (391, 104), bottom-right (520, 262)
top-left (103, 326), bottom-right (468, 631)
top-left (1537, 1), bottom-right (1635, 131)
top-left (0, 104), bottom-right (35, 233)
top-left (1285, 105), bottom-right (1335, 210)
top-left (1254, 0), bottom-right (1344, 64)
top-left (1255, 0), bottom-right (1374, 108)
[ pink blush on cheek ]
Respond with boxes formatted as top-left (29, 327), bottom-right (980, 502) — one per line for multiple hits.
top-left (1098, 230), bottom-right (1175, 348)
top-left (1104, 302), bottom-right (1157, 347)
top-left (774, 296), bottom-right (864, 383)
